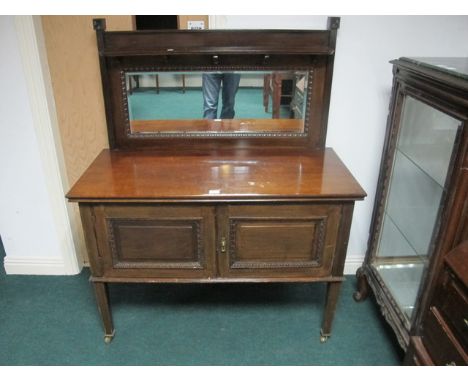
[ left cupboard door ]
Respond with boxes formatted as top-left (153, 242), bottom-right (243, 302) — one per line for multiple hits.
top-left (90, 204), bottom-right (216, 279)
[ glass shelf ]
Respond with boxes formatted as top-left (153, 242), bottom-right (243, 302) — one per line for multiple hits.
top-left (374, 262), bottom-right (426, 320)
top-left (397, 96), bottom-right (460, 187)
top-left (385, 150), bottom-right (443, 255)
top-left (377, 212), bottom-right (418, 259)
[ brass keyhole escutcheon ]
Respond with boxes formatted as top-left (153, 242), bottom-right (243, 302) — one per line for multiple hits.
top-left (221, 237), bottom-right (227, 253)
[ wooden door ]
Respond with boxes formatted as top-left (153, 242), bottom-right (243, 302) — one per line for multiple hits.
top-left (217, 204), bottom-right (342, 279)
top-left (92, 204), bottom-right (216, 278)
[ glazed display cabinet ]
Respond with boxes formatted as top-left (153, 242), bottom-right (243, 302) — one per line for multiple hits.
top-left (355, 57), bottom-right (468, 352)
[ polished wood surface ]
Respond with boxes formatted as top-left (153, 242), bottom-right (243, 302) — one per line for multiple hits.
top-left (92, 205), bottom-right (216, 279)
top-left (404, 336), bottom-right (435, 365)
top-left (423, 307), bottom-right (467, 365)
top-left (218, 204), bottom-right (341, 278)
top-left (130, 118), bottom-right (304, 133)
top-left (416, 241), bottom-right (468, 365)
top-left (67, 148), bottom-right (366, 201)
top-left (86, 202), bottom-right (351, 281)
top-left (93, 282), bottom-right (114, 342)
top-left (99, 29), bottom-right (334, 56)
top-left (89, 275), bottom-right (345, 283)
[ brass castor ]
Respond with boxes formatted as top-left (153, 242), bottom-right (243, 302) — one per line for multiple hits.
top-left (320, 335), bottom-right (329, 343)
top-left (104, 330), bottom-right (115, 344)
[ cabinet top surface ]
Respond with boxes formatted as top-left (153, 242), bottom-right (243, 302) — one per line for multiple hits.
top-left (67, 148), bottom-right (366, 202)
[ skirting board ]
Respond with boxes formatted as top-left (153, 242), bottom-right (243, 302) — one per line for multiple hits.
top-left (343, 256), bottom-right (363, 276)
top-left (4, 256), bottom-right (70, 275)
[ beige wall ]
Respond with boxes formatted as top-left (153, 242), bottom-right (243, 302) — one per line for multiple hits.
top-left (41, 16), bottom-right (133, 262)
top-left (41, 15), bottom-right (208, 264)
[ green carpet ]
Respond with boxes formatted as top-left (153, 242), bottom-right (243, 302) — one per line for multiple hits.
top-left (0, 241), bottom-right (403, 365)
top-left (128, 87), bottom-right (290, 120)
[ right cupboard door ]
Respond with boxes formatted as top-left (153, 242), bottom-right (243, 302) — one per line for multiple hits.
top-left (218, 204), bottom-right (342, 279)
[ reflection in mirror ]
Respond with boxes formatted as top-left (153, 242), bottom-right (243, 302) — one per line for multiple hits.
top-left (125, 71), bottom-right (309, 134)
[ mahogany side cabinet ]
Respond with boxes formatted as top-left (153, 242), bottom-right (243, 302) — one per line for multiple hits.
top-left (66, 17), bottom-right (366, 343)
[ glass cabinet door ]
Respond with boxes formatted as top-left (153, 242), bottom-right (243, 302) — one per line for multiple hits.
top-left (372, 95), bottom-right (461, 323)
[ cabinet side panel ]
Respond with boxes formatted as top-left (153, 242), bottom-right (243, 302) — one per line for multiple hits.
top-left (79, 204), bottom-right (103, 276)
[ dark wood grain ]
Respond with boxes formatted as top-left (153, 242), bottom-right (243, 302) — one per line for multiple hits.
top-left (92, 204), bottom-right (216, 279)
top-left (217, 204), bottom-right (341, 279)
top-left (89, 275), bottom-right (345, 283)
top-left (422, 307), bottom-right (467, 365)
top-left (79, 204), bottom-right (104, 277)
top-left (99, 29), bottom-right (334, 56)
top-left (67, 148), bottom-right (366, 201)
top-left (404, 336), bottom-right (435, 365)
top-left (434, 270), bottom-right (468, 347)
top-left (445, 240), bottom-right (468, 286)
top-left (93, 282), bottom-right (114, 342)
top-left (321, 281), bottom-right (342, 337)
top-left (411, 241), bottom-right (468, 365)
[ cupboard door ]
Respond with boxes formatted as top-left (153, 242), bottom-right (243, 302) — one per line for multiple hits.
top-left (218, 204), bottom-right (342, 278)
top-left (93, 205), bottom-right (216, 278)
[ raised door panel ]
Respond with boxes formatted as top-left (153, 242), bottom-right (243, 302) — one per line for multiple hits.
top-left (93, 205), bottom-right (215, 278)
top-left (218, 204), bottom-right (342, 278)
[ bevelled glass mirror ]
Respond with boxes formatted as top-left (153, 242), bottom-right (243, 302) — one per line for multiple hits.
top-left (124, 70), bottom-right (310, 135)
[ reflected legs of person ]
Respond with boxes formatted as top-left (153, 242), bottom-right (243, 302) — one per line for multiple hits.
top-left (202, 73), bottom-right (241, 119)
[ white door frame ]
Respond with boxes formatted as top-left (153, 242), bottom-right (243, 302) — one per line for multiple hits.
top-left (7, 15), bottom-right (82, 275)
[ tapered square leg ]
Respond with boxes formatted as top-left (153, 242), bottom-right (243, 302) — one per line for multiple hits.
top-left (93, 282), bottom-right (115, 343)
top-left (320, 281), bottom-right (342, 342)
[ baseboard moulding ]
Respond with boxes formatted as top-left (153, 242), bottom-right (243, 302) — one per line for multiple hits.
top-left (3, 256), bottom-right (77, 275)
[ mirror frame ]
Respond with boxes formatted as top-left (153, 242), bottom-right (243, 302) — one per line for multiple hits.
top-left (94, 17), bottom-right (340, 151)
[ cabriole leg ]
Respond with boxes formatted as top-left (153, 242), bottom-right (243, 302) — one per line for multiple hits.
top-left (353, 266), bottom-right (370, 302)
